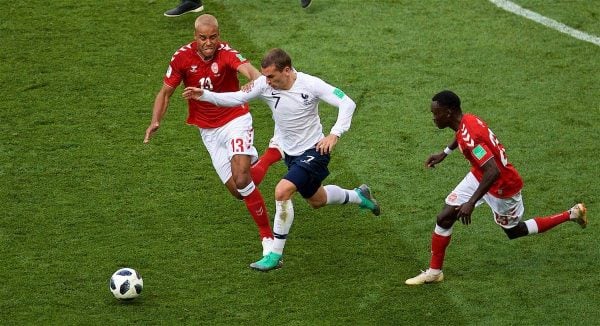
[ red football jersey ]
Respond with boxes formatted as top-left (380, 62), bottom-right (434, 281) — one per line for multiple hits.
top-left (164, 41), bottom-right (250, 128)
top-left (456, 114), bottom-right (523, 198)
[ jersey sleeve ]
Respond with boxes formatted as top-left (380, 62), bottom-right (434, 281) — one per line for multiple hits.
top-left (310, 76), bottom-right (356, 137)
top-left (200, 76), bottom-right (266, 107)
top-left (464, 118), bottom-right (494, 167)
top-left (220, 43), bottom-right (250, 71)
top-left (163, 50), bottom-right (184, 88)
top-left (469, 143), bottom-right (494, 167)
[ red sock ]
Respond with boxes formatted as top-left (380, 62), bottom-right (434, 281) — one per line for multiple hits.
top-left (430, 232), bottom-right (451, 270)
top-left (250, 147), bottom-right (282, 186)
top-left (533, 211), bottom-right (569, 233)
top-left (243, 187), bottom-right (273, 239)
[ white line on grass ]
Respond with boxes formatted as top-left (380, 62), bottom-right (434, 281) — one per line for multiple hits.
top-left (489, 0), bottom-right (600, 47)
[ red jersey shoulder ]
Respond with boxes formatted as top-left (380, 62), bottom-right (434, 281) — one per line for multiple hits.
top-left (215, 42), bottom-right (249, 67)
top-left (170, 42), bottom-right (195, 62)
top-left (462, 114), bottom-right (487, 133)
top-left (163, 42), bottom-right (195, 87)
top-left (457, 114), bottom-right (495, 165)
top-left (459, 115), bottom-right (488, 146)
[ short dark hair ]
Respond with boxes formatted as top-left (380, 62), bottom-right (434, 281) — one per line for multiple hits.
top-left (261, 48), bottom-right (292, 71)
top-left (432, 90), bottom-right (461, 111)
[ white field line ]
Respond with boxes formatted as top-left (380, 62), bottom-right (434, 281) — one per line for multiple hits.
top-left (489, 0), bottom-right (600, 47)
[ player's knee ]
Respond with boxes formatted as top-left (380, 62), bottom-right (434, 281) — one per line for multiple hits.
top-left (436, 214), bottom-right (455, 229)
top-left (232, 174), bottom-right (252, 190)
top-left (274, 181), bottom-right (295, 201)
top-left (274, 187), bottom-right (291, 202)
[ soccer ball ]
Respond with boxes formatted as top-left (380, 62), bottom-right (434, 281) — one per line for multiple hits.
top-left (109, 268), bottom-right (143, 300)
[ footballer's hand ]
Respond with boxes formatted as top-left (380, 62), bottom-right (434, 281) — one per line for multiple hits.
top-left (182, 87), bottom-right (204, 101)
top-left (316, 134), bottom-right (338, 155)
top-left (143, 123), bottom-right (160, 144)
top-left (425, 153), bottom-right (446, 168)
top-left (455, 202), bottom-right (475, 225)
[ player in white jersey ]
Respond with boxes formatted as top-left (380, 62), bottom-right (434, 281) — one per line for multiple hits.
top-left (183, 48), bottom-right (381, 271)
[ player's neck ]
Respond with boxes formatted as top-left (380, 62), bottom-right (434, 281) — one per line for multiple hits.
top-left (199, 53), bottom-right (214, 62)
top-left (196, 49), bottom-right (214, 62)
top-left (450, 113), bottom-right (463, 131)
top-left (282, 71), bottom-right (297, 90)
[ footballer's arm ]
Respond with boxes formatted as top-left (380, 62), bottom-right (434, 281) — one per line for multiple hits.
top-left (182, 77), bottom-right (263, 107)
top-left (456, 158), bottom-right (500, 224)
top-left (237, 62), bottom-right (261, 81)
top-left (144, 84), bottom-right (176, 143)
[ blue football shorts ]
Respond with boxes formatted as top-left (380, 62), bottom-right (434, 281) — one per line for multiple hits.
top-left (283, 147), bottom-right (330, 198)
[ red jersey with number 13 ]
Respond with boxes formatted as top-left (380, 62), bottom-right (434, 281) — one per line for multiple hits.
top-left (164, 41), bottom-right (250, 128)
top-left (456, 114), bottom-right (523, 198)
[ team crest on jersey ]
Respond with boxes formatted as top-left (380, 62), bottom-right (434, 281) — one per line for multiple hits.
top-left (211, 62), bottom-right (219, 74)
top-left (190, 65), bottom-right (198, 73)
top-left (301, 93), bottom-right (310, 105)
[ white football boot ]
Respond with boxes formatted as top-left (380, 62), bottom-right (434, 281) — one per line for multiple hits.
top-left (405, 269), bottom-right (444, 285)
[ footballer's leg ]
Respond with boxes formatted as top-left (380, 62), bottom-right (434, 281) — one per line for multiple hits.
top-left (250, 137), bottom-right (283, 186)
top-left (354, 184), bottom-right (381, 216)
top-left (312, 184), bottom-right (380, 216)
top-left (223, 115), bottom-right (274, 256)
top-left (515, 203), bottom-right (587, 238)
top-left (569, 203), bottom-right (587, 228)
top-left (250, 180), bottom-right (296, 272)
top-left (164, 0), bottom-right (204, 17)
top-left (300, 0), bottom-right (312, 8)
top-left (249, 199), bottom-right (291, 272)
top-left (406, 205), bottom-right (457, 285)
top-left (231, 154), bottom-right (274, 246)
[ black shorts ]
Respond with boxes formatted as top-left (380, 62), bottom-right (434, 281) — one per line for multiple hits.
top-left (283, 148), bottom-right (330, 198)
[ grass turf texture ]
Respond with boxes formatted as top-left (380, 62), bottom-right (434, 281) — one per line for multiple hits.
top-left (1, 0), bottom-right (599, 324)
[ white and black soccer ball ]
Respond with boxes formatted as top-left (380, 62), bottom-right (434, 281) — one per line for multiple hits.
top-left (109, 268), bottom-right (143, 300)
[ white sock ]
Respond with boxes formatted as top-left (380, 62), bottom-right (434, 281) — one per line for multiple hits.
top-left (237, 181), bottom-right (255, 197)
top-left (261, 237), bottom-right (273, 257)
top-left (434, 224), bottom-right (453, 237)
top-left (324, 185), bottom-right (361, 205)
top-left (524, 219), bottom-right (539, 234)
top-left (427, 268), bottom-right (442, 275)
top-left (272, 200), bottom-right (294, 255)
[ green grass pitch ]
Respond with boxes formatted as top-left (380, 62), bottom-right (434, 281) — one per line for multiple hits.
top-left (1, 0), bottom-right (598, 324)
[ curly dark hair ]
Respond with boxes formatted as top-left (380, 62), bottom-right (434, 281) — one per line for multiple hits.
top-left (432, 90), bottom-right (461, 112)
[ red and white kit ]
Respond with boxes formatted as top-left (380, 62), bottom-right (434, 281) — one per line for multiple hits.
top-left (164, 41), bottom-right (258, 182)
top-left (447, 114), bottom-right (524, 227)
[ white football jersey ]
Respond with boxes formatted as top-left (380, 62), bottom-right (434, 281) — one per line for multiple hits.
top-left (201, 72), bottom-right (356, 156)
